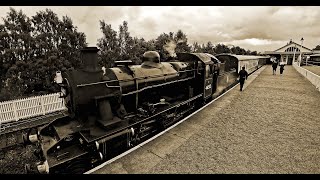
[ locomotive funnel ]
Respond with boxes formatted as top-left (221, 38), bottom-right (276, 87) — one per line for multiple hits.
top-left (81, 47), bottom-right (100, 72)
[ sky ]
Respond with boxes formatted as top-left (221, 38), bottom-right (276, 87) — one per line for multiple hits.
top-left (0, 6), bottom-right (319, 53)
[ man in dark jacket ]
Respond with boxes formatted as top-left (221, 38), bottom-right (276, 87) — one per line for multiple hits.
top-left (272, 60), bottom-right (278, 75)
top-left (279, 63), bottom-right (285, 75)
top-left (238, 66), bottom-right (248, 91)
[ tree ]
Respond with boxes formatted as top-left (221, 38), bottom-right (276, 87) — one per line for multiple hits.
top-left (154, 32), bottom-right (173, 60)
top-left (174, 30), bottom-right (191, 53)
top-left (214, 44), bottom-right (231, 54)
top-left (250, 51), bottom-right (258, 55)
top-left (97, 20), bottom-right (120, 68)
top-left (203, 41), bottom-right (215, 54)
top-left (118, 21), bottom-right (134, 60)
top-left (130, 37), bottom-right (157, 64)
top-left (58, 16), bottom-right (87, 69)
top-left (314, 45), bottom-right (320, 50)
top-left (27, 10), bottom-right (86, 94)
top-left (1, 8), bottom-right (33, 99)
top-left (0, 8), bottom-right (87, 100)
top-left (191, 42), bottom-right (202, 53)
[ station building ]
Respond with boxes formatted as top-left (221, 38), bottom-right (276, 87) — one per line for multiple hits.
top-left (264, 40), bottom-right (320, 65)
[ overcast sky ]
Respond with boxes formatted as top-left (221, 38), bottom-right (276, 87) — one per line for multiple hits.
top-left (0, 6), bottom-right (319, 53)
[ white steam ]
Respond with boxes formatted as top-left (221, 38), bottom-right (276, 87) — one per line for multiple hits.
top-left (163, 40), bottom-right (177, 57)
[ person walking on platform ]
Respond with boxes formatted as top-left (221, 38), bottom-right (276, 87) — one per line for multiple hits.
top-left (272, 60), bottom-right (278, 75)
top-left (238, 66), bottom-right (248, 91)
top-left (279, 63), bottom-right (285, 75)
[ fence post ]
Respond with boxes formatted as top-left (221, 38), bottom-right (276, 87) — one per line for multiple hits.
top-left (12, 101), bottom-right (19, 121)
top-left (40, 96), bottom-right (46, 115)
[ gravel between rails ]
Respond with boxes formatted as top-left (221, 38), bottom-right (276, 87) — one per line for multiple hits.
top-left (148, 65), bottom-right (320, 174)
top-left (0, 144), bottom-right (38, 174)
top-left (0, 111), bottom-right (67, 174)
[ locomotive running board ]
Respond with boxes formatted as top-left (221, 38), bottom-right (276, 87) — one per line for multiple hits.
top-left (84, 82), bottom-right (240, 174)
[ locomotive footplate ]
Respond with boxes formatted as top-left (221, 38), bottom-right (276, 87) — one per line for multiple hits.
top-left (79, 94), bottom-right (202, 145)
top-left (79, 121), bottom-right (129, 144)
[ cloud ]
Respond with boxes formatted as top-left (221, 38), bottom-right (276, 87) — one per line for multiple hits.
top-left (0, 6), bottom-right (320, 52)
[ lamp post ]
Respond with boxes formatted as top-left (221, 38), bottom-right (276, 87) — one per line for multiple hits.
top-left (293, 44), bottom-right (296, 63)
top-left (299, 37), bottom-right (304, 66)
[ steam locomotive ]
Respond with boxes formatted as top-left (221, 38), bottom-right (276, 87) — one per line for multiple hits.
top-left (23, 47), bottom-right (267, 174)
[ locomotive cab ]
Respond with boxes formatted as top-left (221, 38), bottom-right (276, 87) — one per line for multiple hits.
top-left (176, 53), bottom-right (220, 101)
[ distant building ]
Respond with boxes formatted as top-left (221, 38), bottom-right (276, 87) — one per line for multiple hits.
top-left (265, 39), bottom-right (320, 65)
top-left (308, 54), bottom-right (320, 66)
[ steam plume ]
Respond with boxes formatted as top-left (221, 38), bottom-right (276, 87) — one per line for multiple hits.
top-left (163, 40), bottom-right (177, 57)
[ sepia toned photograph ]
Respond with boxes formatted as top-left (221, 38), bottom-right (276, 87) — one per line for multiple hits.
top-left (0, 6), bottom-right (319, 174)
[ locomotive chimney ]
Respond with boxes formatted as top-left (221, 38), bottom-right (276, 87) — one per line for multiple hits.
top-left (80, 47), bottom-right (100, 72)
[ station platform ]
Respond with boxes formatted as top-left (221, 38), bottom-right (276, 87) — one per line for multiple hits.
top-left (93, 65), bottom-right (320, 174)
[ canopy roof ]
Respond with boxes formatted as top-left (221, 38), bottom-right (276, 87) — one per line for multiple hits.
top-left (216, 54), bottom-right (270, 61)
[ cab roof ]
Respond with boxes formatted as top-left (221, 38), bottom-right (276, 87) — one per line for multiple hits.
top-left (216, 53), bottom-right (270, 61)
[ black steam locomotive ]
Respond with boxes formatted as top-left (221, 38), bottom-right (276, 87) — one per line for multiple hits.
top-left (24, 47), bottom-right (268, 174)
top-left (24, 47), bottom-right (223, 174)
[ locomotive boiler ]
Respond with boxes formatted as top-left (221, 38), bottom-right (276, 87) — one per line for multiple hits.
top-left (24, 47), bottom-right (221, 174)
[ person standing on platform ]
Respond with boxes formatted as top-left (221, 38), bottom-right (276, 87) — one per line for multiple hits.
top-left (280, 63), bottom-right (285, 75)
top-left (272, 60), bottom-right (278, 75)
top-left (238, 66), bottom-right (248, 91)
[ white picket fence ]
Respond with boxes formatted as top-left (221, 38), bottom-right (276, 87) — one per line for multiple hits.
top-left (293, 62), bottom-right (320, 91)
top-left (0, 93), bottom-right (67, 124)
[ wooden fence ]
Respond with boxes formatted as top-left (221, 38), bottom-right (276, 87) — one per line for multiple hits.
top-left (0, 93), bottom-right (67, 124)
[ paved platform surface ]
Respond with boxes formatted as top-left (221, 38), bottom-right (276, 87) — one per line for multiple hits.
top-left (94, 65), bottom-right (320, 174)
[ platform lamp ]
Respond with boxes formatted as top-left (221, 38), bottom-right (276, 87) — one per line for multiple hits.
top-left (299, 37), bottom-right (304, 66)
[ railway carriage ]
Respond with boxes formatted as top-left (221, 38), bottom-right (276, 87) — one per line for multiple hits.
top-left (216, 54), bottom-right (269, 74)
top-left (213, 54), bottom-right (269, 93)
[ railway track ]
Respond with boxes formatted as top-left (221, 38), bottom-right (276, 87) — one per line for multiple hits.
top-left (0, 111), bottom-right (67, 135)
top-left (0, 111), bottom-right (68, 172)
top-left (0, 111), bottom-right (67, 150)
top-left (84, 82), bottom-right (240, 174)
